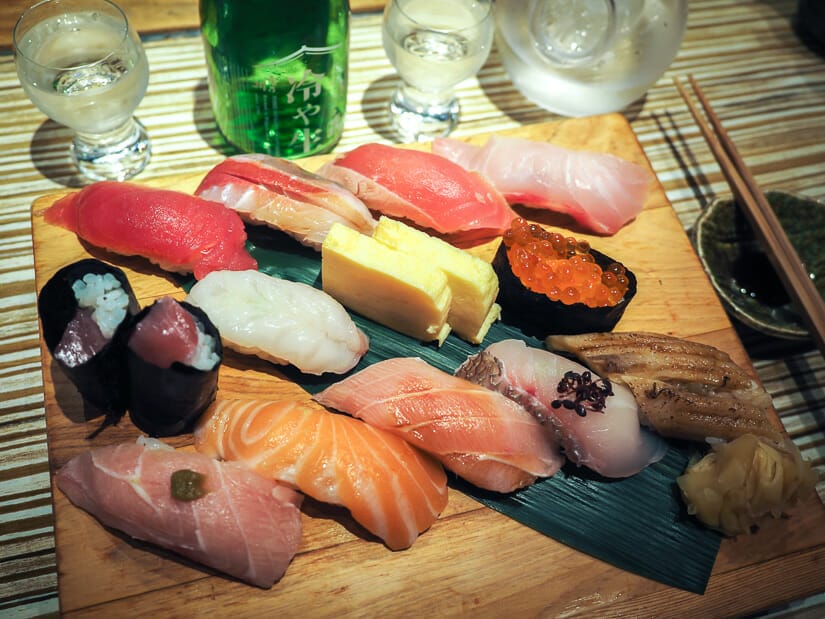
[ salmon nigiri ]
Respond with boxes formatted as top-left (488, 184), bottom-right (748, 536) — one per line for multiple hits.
top-left (319, 143), bottom-right (515, 238)
top-left (314, 358), bottom-right (563, 493)
top-left (195, 399), bottom-right (448, 550)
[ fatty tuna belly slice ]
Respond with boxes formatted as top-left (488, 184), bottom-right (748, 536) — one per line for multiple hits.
top-left (319, 143), bottom-right (515, 237)
top-left (44, 181), bottom-right (257, 280)
top-left (55, 441), bottom-right (302, 588)
top-left (196, 154), bottom-right (376, 250)
top-left (195, 399), bottom-right (448, 550)
top-left (433, 135), bottom-right (653, 235)
top-left (315, 357), bottom-right (563, 493)
top-left (185, 270), bottom-right (369, 375)
top-left (456, 339), bottom-right (668, 478)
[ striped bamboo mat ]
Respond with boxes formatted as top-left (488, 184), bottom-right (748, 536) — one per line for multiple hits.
top-left (1, 2), bottom-right (824, 616)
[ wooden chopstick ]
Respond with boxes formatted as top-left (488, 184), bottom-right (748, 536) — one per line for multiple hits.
top-left (674, 74), bottom-right (825, 357)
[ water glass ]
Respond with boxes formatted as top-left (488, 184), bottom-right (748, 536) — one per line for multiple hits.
top-left (382, 0), bottom-right (493, 142)
top-left (14, 0), bottom-right (151, 181)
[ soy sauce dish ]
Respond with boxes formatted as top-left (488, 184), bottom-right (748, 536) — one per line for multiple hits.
top-left (693, 190), bottom-right (825, 340)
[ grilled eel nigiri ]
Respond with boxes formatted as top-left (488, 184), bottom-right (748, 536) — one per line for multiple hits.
top-left (545, 331), bottom-right (782, 444)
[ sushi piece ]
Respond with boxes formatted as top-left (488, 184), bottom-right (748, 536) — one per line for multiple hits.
top-left (319, 143), bottom-right (516, 237)
top-left (195, 399), bottom-right (448, 550)
top-left (196, 154), bottom-right (377, 250)
top-left (492, 218), bottom-right (636, 337)
top-left (126, 297), bottom-right (222, 437)
top-left (44, 181), bottom-right (257, 280)
top-left (314, 357), bottom-right (563, 492)
top-left (370, 216), bottom-right (501, 344)
top-left (37, 259), bottom-right (140, 413)
top-left (432, 135), bottom-right (653, 235)
top-left (185, 270), bottom-right (368, 375)
top-left (321, 222), bottom-right (454, 345)
top-left (56, 439), bottom-right (303, 588)
top-left (546, 331), bottom-right (782, 444)
top-left (677, 434), bottom-right (817, 536)
top-left (455, 339), bottom-right (669, 478)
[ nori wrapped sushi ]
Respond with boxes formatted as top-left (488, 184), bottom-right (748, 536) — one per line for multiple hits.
top-left (492, 239), bottom-right (637, 338)
top-left (37, 259), bottom-right (140, 414)
top-left (125, 297), bottom-right (222, 437)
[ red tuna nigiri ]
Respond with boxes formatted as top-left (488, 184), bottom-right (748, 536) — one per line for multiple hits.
top-left (45, 181), bottom-right (257, 280)
top-left (196, 154), bottom-right (376, 250)
top-left (433, 135), bottom-right (653, 235)
top-left (56, 440), bottom-right (302, 588)
top-left (315, 357), bottom-right (563, 493)
top-left (319, 143), bottom-right (515, 237)
top-left (195, 399), bottom-right (448, 550)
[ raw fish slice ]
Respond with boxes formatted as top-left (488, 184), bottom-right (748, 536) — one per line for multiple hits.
top-left (45, 181), bottom-right (257, 280)
top-left (197, 154), bottom-right (377, 250)
top-left (457, 339), bottom-right (668, 478)
top-left (315, 357), bottom-right (563, 492)
top-left (56, 440), bottom-right (302, 588)
top-left (195, 399), bottom-right (448, 550)
top-left (319, 143), bottom-right (515, 237)
top-left (185, 270), bottom-right (368, 375)
top-left (433, 135), bottom-right (653, 235)
top-left (127, 296), bottom-right (200, 369)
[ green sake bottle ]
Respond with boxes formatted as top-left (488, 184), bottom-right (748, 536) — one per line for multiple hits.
top-left (199, 0), bottom-right (350, 158)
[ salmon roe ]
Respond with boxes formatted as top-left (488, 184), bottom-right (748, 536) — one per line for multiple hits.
top-left (502, 218), bottom-right (629, 308)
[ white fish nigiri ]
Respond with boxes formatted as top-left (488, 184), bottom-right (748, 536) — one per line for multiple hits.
top-left (433, 135), bottom-right (653, 235)
top-left (186, 270), bottom-right (369, 375)
top-left (56, 439), bottom-right (303, 588)
top-left (196, 154), bottom-right (377, 250)
top-left (456, 339), bottom-right (668, 478)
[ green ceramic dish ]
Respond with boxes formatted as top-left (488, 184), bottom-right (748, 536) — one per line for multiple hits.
top-left (693, 190), bottom-right (825, 340)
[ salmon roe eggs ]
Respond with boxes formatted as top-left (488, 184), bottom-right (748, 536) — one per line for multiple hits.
top-left (502, 218), bottom-right (629, 308)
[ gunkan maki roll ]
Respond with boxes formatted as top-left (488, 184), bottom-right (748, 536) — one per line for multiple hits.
top-left (38, 259), bottom-right (140, 414)
top-left (125, 296), bottom-right (222, 436)
top-left (492, 218), bottom-right (637, 337)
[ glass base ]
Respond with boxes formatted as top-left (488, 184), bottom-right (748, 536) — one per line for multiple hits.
top-left (71, 118), bottom-right (151, 182)
top-left (388, 86), bottom-right (459, 143)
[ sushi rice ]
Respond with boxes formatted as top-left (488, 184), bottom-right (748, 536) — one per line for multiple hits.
top-left (191, 326), bottom-right (220, 371)
top-left (71, 273), bottom-right (129, 339)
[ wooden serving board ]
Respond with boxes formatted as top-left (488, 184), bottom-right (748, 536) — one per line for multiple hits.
top-left (31, 114), bottom-right (825, 617)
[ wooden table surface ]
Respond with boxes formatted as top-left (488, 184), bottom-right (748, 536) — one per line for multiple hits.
top-left (1, 1), bottom-right (824, 617)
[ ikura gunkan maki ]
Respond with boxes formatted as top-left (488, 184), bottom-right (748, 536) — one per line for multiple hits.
top-left (126, 297), bottom-right (222, 437)
top-left (492, 218), bottom-right (637, 337)
top-left (38, 259), bottom-right (140, 414)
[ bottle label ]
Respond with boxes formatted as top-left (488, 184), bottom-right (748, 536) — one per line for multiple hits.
top-left (254, 44), bottom-right (343, 156)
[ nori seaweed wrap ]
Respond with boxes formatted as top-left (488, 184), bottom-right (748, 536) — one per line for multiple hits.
top-left (37, 259), bottom-right (140, 414)
top-left (492, 243), bottom-right (637, 338)
top-left (125, 298), bottom-right (222, 437)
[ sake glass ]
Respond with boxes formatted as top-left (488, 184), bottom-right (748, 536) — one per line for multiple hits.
top-left (382, 0), bottom-right (493, 142)
top-left (14, 0), bottom-right (151, 181)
